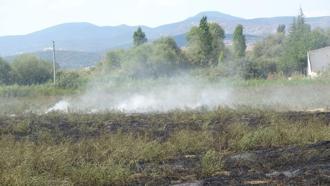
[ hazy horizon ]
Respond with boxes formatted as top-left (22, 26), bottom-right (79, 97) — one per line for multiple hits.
top-left (0, 0), bottom-right (329, 36)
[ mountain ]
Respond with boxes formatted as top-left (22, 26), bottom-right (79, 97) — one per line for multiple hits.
top-left (0, 23), bottom-right (147, 56)
top-left (0, 11), bottom-right (330, 57)
top-left (150, 11), bottom-right (243, 37)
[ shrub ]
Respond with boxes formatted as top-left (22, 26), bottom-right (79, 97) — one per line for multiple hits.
top-left (0, 58), bottom-right (13, 85)
top-left (11, 54), bottom-right (52, 85)
top-left (201, 150), bottom-right (223, 176)
top-left (56, 71), bottom-right (83, 89)
top-left (99, 37), bottom-right (186, 78)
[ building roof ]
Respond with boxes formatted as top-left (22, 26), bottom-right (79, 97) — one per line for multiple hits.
top-left (308, 46), bottom-right (330, 73)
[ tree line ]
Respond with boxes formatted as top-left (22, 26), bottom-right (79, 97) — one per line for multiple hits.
top-left (247, 8), bottom-right (330, 78)
top-left (101, 16), bottom-right (248, 78)
top-left (108, 8), bottom-right (329, 79)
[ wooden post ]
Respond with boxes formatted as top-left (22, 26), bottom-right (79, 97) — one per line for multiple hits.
top-left (52, 41), bottom-right (56, 85)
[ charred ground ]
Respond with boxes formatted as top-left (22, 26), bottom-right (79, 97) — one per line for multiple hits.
top-left (0, 109), bottom-right (329, 185)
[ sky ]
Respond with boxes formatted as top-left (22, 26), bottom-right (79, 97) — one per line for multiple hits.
top-left (0, 0), bottom-right (329, 36)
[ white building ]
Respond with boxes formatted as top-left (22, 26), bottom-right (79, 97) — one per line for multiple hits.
top-left (307, 46), bottom-right (330, 77)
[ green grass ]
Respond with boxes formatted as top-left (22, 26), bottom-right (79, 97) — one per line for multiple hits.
top-left (230, 122), bottom-right (330, 150)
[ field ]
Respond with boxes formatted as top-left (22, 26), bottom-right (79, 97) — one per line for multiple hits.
top-left (0, 78), bottom-right (330, 185)
top-left (0, 109), bottom-right (329, 185)
top-left (1, 2), bottom-right (330, 185)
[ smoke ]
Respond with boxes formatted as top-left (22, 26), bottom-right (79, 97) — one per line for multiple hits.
top-left (57, 75), bottom-right (233, 113)
top-left (46, 100), bottom-right (70, 113)
top-left (45, 71), bottom-right (330, 114)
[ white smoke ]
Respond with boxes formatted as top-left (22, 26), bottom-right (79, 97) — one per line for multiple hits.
top-left (46, 75), bottom-right (232, 113)
top-left (45, 74), bottom-right (330, 113)
top-left (46, 100), bottom-right (70, 113)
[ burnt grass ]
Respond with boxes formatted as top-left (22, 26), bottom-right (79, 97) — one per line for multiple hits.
top-left (0, 109), bottom-right (329, 185)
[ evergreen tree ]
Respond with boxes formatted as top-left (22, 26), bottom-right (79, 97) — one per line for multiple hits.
top-left (199, 16), bottom-right (213, 65)
top-left (233, 24), bottom-right (246, 57)
top-left (133, 27), bottom-right (147, 47)
top-left (280, 8), bottom-right (312, 74)
top-left (296, 7), bottom-right (305, 27)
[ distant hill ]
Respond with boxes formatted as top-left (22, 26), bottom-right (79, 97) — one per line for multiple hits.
top-left (0, 23), bottom-right (141, 56)
top-left (5, 50), bottom-right (102, 69)
top-left (0, 11), bottom-right (329, 58)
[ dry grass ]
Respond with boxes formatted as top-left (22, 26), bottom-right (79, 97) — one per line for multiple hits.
top-left (0, 109), bottom-right (329, 185)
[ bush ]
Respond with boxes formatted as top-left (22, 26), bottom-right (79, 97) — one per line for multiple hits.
top-left (201, 150), bottom-right (223, 176)
top-left (0, 58), bottom-right (13, 85)
top-left (11, 54), bottom-right (53, 85)
top-left (243, 58), bottom-right (277, 79)
top-left (56, 71), bottom-right (83, 89)
top-left (100, 37), bottom-right (186, 78)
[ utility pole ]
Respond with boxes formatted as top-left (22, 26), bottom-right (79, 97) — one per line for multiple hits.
top-left (52, 40), bottom-right (56, 85)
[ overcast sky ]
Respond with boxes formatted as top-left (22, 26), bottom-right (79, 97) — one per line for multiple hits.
top-left (0, 0), bottom-right (329, 36)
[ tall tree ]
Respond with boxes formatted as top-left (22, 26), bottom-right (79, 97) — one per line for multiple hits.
top-left (186, 17), bottom-right (225, 66)
top-left (198, 16), bottom-right (213, 65)
top-left (209, 23), bottom-right (225, 64)
top-left (233, 24), bottom-right (246, 57)
top-left (296, 7), bottom-right (305, 27)
top-left (280, 8), bottom-right (312, 74)
top-left (133, 27), bottom-right (147, 47)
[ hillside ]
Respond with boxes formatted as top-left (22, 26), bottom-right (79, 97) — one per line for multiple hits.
top-left (0, 11), bottom-right (329, 57)
top-left (5, 50), bottom-right (101, 69)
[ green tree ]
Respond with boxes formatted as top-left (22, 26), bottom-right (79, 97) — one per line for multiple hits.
top-left (250, 33), bottom-right (285, 78)
top-left (103, 49), bottom-right (125, 71)
top-left (0, 58), bottom-right (13, 85)
top-left (277, 24), bottom-right (286, 34)
top-left (309, 28), bottom-right (330, 49)
top-left (12, 54), bottom-right (52, 85)
top-left (186, 17), bottom-right (225, 66)
top-left (209, 23), bottom-right (225, 40)
top-left (101, 37), bottom-right (184, 78)
top-left (209, 23), bottom-right (225, 64)
top-left (233, 24), bottom-right (246, 57)
top-left (280, 8), bottom-right (312, 74)
top-left (133, 27), bottom-right (147, 47)
top-left (186, 26), bottom-right (203, 65)
top-left (199, 16), bottom-right (213, 65)
top-left (149, 37), bottom-right (185, 74)
top-left (253, 34), bottom-right (285, 59)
